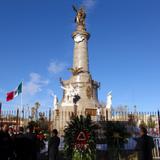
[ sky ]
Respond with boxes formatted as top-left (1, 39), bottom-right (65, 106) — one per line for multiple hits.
top-left (0, 0), bottom-right (160, 112)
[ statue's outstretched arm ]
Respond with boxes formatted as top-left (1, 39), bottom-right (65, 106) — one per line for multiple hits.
top-left (61, 86), bottom-right (67, 91)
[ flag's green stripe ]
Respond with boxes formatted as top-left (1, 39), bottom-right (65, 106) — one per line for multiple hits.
top-left (17, 82), bottom-right (22, 94)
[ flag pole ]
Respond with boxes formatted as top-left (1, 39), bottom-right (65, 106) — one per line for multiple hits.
top-left (0, 102), bottom-right (2, 128)
top-left (21, 90), bottom-right (22, 111)
top-left (21, 81), bottom-right (23, 126)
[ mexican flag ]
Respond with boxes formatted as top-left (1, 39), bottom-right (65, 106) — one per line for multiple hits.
top-left (6, 82), bottom-right (23, 102)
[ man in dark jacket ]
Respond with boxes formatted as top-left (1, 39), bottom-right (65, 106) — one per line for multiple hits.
top-left (135, 127), bottom-right (155, 160)
top-left (25, 125), bottom-right (38, 160)
top-left (48, 129), bottom-right (60, 160)
top-left (15, 126), bottom-right (28, 160)
top-left (0, 124), bottom-right (13, 160)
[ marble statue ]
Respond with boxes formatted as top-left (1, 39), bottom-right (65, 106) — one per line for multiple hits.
top-left (97, 107), bottom-right (100, 116)
top-left (97, 107), bottom-right (101, 121)
top-left (61, 85), bottom-right (70, 102)
top-left (107, 91), bottom-right (112, 109)
top-left (53, 95), bottom-right (58, 110)
top-left (61, 84), bottom-right (78, 103)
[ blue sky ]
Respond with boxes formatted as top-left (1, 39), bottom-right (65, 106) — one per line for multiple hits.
top-left (0, 0), bottom-right (160, 111)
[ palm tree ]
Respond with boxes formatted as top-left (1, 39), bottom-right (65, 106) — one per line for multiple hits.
top-left (34, 102), bottom-right (40, 120)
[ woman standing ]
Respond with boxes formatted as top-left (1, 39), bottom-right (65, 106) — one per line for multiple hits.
top-left (48, 129), bottom-right (60, 160)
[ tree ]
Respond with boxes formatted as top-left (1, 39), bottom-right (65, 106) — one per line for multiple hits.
top-left (139, 120), bottom-right (147, 128)
top-left (35, 102), bottom-right (40, 120)
top-left (147, 116), bottom-right (156, 129)
top-left (30, 102), bottom-right (41, 121)
top-left (35, 102), bottom-right (40, 110)
top-left (128, 114), bottom-right (137, 127)
top-left (37, 112), bottom-right (48, 131)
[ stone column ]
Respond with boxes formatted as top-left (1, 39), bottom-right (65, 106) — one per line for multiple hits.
top-left (72, 31), bottom-right (90, 73)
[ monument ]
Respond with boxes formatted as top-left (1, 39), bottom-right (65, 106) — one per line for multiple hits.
top-left (106, 91), bottom-right (112, 120)
top-left (52, 6), bottom-right (102, 135)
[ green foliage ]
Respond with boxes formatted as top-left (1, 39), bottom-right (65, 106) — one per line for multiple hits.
top-left (147, 116), bottom-right (156, 128)
top-left (128, 114), bottom-right (137, 127)
top-left (104, 121), bottom-right (131, 149)
top-left (28, 116), bottom-right (49, 133)
top-left (72, 148), bottom-right (94, 160)
top-left (64, 115), bottom-right (96, 160)
top-left (104, 121), bottom-right (131, 160)
top-left (28, 120), bottom-right (38, 128)
top-left (139, 120), bottom-right (147, 128)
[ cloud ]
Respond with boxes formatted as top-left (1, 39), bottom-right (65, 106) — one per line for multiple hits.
top-left (82, 0), bottom-right (96, 10)
top-left (23, 72), bottom-right (49, 96)
top-left (48, 61), bottom-right (67, 74)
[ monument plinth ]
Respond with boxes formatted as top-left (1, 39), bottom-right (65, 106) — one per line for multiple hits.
top-left (52, 7), bottom-right (100, 135)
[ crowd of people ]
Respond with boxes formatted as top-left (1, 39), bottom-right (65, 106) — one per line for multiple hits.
top-left (0, 124), bottom-right (60, 160)
top-left (0, 123), bottom-right (156, 160)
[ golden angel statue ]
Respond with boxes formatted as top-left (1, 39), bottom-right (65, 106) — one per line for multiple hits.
top-left (72, 5), bottom-right (86, 26)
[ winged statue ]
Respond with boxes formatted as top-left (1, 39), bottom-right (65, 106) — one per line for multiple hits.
top-left (72, 5), bottom-right (86, 26)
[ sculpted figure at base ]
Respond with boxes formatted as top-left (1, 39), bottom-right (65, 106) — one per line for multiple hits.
top-left (61, 84), bottom-right (78, 103)
top-left (53, 95), bottom-right (58, 110)
top-left (106, 91), bottom-right (112, 109)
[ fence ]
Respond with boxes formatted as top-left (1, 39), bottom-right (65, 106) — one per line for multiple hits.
top-left (106, 111), bottom-right (160, 136)
top-left (0, 109), bottom-right (160, 132)
top-left (0, 108), bottom-right (52, 129)
top-left (0, 109), bottom-right (160, 158)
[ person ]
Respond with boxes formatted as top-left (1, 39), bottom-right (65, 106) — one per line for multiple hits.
top-left (135, 126), bottom-right (155, 160)
top-left (0, 124), bottom-right (14, 160)
top-left (35, 128), bottom-right (45, 160)
top-left (8, 126), bottom-right (15, 137)
top-left (25, 125), bottom-right (38, 160)
top-left (48, 129), bottom-right (60, 160)
top-left (14, 126), bottom-right (28, 160)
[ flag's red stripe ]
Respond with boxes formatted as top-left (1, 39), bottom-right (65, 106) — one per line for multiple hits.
top-left (6, 91), bottom-right (14, 101)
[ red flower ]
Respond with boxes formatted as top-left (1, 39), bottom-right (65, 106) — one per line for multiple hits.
top-left (37, 133), bottom-right (44, 140)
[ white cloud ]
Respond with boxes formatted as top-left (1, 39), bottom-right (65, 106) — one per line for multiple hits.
top-left (23, 72), bottom-right (49, 96)
top-left (82, 0), bottom-right (96, 10)
top-left (48, 61), bottom-right (67, 74)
